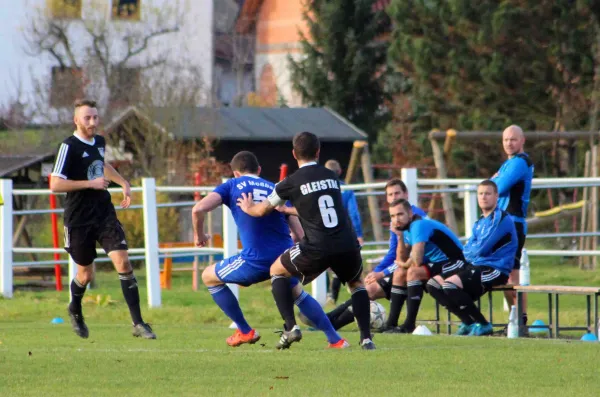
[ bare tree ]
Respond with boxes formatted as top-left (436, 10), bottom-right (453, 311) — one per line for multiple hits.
top-left (22, 1), bottom-right (185, 122)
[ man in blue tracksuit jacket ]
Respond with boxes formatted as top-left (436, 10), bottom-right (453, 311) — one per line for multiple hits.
top-left (324, 160), bottom-right (364, 303)
top-left (428, 179), bottom-right (517, 336)
top-left (492, 124), bottom-right (534, 326)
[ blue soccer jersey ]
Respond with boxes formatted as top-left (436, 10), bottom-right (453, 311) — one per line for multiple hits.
top-left (373, 205), bottom-right (428, 276)
top-left (464, 207), bottom-right (518, 275)
top-left (213, 175), bottom-right (293, 263)
top-left (408, 218), bottom-right (464, 264)
top-left (492, 153), bottom-right (534, 224)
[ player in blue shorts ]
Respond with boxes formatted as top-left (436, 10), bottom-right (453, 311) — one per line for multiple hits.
top-left (192, 151), bottom-right (348, 348)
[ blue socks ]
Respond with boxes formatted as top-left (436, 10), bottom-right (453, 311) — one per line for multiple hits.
top-left (295, 291), bottom-right (342, 344)
top-left (208, 285), bottom-right (252, 334)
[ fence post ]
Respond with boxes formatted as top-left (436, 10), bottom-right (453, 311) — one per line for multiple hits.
top-left (222, 178), bottom-right (239, 300)
top-left (312, 273), bottom-right (328, 307)
top-left (464, 185), bottom-right (478, 238)
top-left (0, 179), bottom-right (13, 298)
top-left (142, 178), bottom-right (161, 308)
top-left (401, 168), bottom-right (418, 205)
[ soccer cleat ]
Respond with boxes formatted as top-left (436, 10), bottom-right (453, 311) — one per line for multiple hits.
top-left (132, 322), bottom-right (157, 339)
top-left (328, 338), bottom-right (350, 349)
top-left (456, 323), bottom-right (474, 336)
top-left (275, 325), bottom-right (302, 350)
top-left (226, 329), bottom-right (261, 347)
top-left (360, 338), bottom-right (376, 350)
top-left (469, 322), bottom-right (494, 336)
top-left (67, 306), bottom-right (89, 339)
top-left (297, 311), bottom-right (316, 329)
top-left (383, 324), bottom-right (414, 334)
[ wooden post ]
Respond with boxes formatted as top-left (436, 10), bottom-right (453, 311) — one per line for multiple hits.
top-left (345, 141), bottom-right (365, 184)
top-left (360, 143), bottom-right (384, 242)
top-left (429, 133), bottom-right (459, 233)
top-left (579, 150), bottom-right (591, 269)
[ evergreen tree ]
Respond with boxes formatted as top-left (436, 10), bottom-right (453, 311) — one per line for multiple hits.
top-left (288, 0), bottom-right (391, 140)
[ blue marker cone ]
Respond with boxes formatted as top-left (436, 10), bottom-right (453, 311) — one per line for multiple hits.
top-left (529, 319), bottom-right (548, 334)
top-left (51, 317), bottom-right (64, 324)
top-left (580, 333), bottom-right (597, 342)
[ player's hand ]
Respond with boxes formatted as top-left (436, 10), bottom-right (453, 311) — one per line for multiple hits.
top-left (194, 232), bottom-right (211, 248)
top-left (89, 177), bottom-right (110, 190)
top-left (120, 183), bottom-right (132, 209)
top-left (492, 172), bottom-right (499, 178)
top-left (236, 192), bottom-right (254, 213)
top-left (390, 226), bottom-right (403, 237)
top-left (357, 237), bottom-right (364, 247)
top-left (365, 271), bottom-right (384, 285)
top-left (276, 205), bottom-right (298, 216)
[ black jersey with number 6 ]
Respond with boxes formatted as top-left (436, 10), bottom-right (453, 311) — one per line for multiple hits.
top-left (51, 134), bottom-right (116, 227)
top-left (269, 163), bottom-right (357, 252)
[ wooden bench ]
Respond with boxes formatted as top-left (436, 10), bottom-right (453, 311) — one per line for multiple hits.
top-left (515, 285), bottom-right (600, 338)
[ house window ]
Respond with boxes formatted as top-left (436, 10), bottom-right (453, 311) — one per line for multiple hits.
top-left (112, 0), bottom-right (141, 21)
top-left (50, 67), bottom-right (84, 108)
top-left (47, 0), bottom-right (82, 19)
top-left (108, 68), bottom-right (141, 107)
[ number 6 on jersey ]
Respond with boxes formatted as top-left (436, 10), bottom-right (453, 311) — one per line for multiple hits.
top-left (318, 194), bottom-right (338, 228)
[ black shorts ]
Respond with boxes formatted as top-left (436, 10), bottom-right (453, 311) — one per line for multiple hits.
top-left (64, 216), bottom-right (128, 266)
top-left (513, 222), bottom-right (526, 270)
top-left (428, 259), bottom-right (466, 279)
top-left (280, 243), bottom-right (363, 285)
top-left (377, 276), bottom-right (392, 300)
top-left (458, 264), bottom-right (509, 300)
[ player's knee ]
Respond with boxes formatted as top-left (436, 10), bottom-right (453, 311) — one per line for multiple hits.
top-left (366, 282), bottom-right (383, 300)
top-left (201, 265), bottom-right (221, 287)
top-left (407, 266), bottom-right (422, 280)
top-left (347, 279), bottom-right (364, 291)
top-left (77, 272), bottom-right (93, 286)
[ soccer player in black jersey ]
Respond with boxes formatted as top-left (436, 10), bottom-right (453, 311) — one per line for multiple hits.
top-left (50, 99), bottom-right (155, 340)
top-left (237, 131), bottom-right (375, 350)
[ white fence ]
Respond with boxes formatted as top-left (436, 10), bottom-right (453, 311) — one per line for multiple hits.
top-left (2, 171), bottom-right (600, 303)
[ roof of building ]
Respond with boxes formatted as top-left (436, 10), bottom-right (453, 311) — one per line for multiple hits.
top-left (0, 153), bottom-right (54, 177)
top-left (105, 106), bottom-right (367, 142)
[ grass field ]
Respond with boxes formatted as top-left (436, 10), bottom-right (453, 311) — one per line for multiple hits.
top-left (1, 256), bottom-right (600, 396)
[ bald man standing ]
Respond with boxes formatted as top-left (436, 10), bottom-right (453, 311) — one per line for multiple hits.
top-left (492, 125), bottom-right (534, 328)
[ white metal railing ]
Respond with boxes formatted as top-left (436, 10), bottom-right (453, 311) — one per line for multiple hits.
top-left (2, 171), bottom-right (600, 302)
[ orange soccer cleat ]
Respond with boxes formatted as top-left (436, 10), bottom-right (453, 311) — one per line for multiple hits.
top-left (226, 329), bottom-right (261, 347)
top-left (328, 338), bottom-right (350, 349)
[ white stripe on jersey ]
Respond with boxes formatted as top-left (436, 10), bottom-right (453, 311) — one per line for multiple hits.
top-left (52, 143), bottom-right (69, 177)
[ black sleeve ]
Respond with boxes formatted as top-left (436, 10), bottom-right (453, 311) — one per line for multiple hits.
top-left (51, 141), bottom-right (74, 180)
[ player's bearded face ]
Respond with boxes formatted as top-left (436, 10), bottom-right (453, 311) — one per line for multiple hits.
top-left (76, 106), bottom-right (99, 138)
top-left (391, 207), bottom-right (412, 231)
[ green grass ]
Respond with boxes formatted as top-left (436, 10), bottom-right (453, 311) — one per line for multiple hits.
top-left (1, 257), bottom-right (600, 396)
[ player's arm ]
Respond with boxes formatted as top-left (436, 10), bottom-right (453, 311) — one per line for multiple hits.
top-left (287, 215), bottom-right (305, 242)
top-left (408, 242), bottom-right (425, 268)
top-left (346, 191), bottom-right (364, 243)
top-left (493, 158), bottom-right (527, 195)
top-left (192, 192), bottom-right (223, 247)
top-left (365, 233), bottom-right (398, 284)
top-left (236, 192), bottom-right (276, 217)
top-left (277, 205), bottom-right (299, 217)
top-left (104, 163), bottom-right (131, 209)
